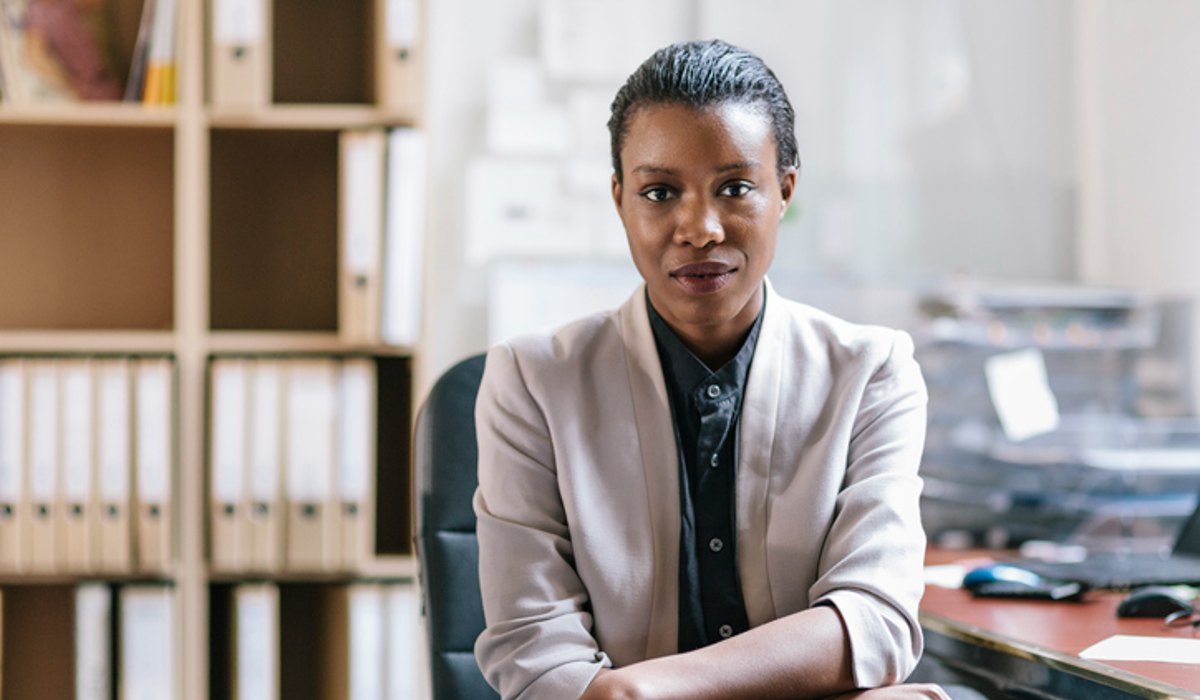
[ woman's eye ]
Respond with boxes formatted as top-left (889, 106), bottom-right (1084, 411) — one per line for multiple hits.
top-left (640, 187), bottom-right (672, 202)
top-left (720, 182), bottom-right (754, 197)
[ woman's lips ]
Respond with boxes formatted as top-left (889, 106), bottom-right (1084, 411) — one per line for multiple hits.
top-left (670, 262), bottom-right (736, 295)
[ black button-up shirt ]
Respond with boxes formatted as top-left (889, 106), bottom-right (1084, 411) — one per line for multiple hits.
top-left (647, 296), bottom-right (764, 652)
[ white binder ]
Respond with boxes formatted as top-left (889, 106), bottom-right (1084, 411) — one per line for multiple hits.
top-left (247, 361), bottom-right (284, 573)
top-left (76, 583), bottom-right (113, 700)
top-left (61, 359), bottom-right (95, 572)
top-left (337, 358), bottom-right (376, 571)
top-left (233, 583), bottom-right (280, 700)
top-left (211, 359), bottom-right (250, 572)
top-left (339, 129), bottom-right (387, 344)
top-left (26, 360), bottom-right (59, 573)
top-left (135, 359), bottom-right (173, 574)
top-left (120, 585), bottom-right (176, 700)
top-left (284, 360), bottom-right (337, 572)
top-left (0, 360), bottom-right (25, 572)
top-left (210, 0), bottom-right (271, 109)
top-left (96, 359), bottom-right (133, 573)
top-left (380, 128), bottom-right (428, 347)
top-left (384, 583), bottom-right (420, 700)
top-left (349, 584), bottom-right (386, 700)
top-left (376, 0), bottom-right (423, 115)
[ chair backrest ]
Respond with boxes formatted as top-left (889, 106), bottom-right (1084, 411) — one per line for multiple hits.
top-left (413, 354), bottom-right (498, 700)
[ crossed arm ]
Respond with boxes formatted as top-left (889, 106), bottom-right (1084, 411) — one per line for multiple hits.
top-left (579, 607), bottom-right (948, 700)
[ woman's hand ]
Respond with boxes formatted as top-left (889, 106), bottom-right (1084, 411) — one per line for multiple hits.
top-left (829, 683), bottom-right (951, 700)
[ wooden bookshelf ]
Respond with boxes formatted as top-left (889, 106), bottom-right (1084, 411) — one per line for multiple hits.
top-left (0, 0), bottom-right (427, 697)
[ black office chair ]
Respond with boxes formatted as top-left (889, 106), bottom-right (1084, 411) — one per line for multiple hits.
top-left (414, 353), bottom-right (498, 700)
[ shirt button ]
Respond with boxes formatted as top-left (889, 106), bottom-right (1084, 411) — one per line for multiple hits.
top-left (709, 537), bottom-right (724, 553)
top-left (706, 384), bottom-right (720, 398)
top-left (710, 453), bottom-right (719, 468)
top-left (718, 624), bottom-right (733, 639)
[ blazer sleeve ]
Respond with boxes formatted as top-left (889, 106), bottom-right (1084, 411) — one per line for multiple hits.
top-left (810, 329), bottom-right (929, 687)
top-left (473, 342), bottom-right (608, 700)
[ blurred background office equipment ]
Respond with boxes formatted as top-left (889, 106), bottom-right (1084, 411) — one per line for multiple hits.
top-left (915, 284), bottom-right (1200, 550)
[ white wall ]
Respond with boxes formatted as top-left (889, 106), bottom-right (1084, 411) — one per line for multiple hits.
top-left (421, 0), bottom-right (542, 395)
top-left (1076, 0), bottom-right (1200, 291)
top-left (1074, 0), bottom-right (1200, 412)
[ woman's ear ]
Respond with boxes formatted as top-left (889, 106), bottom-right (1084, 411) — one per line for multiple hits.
top-left (778, 166), bottom-right (797, 219)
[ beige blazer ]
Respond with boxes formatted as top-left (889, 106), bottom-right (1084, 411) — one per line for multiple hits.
top-left (474, 283), bottom-right (928, 700)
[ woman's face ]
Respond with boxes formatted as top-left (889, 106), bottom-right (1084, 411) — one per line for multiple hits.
top-left (612, 101), bottom-right (796, 347)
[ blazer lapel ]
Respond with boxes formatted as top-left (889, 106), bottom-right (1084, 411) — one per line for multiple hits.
top-left (737, 281), bottom-right (783, 627)
top-left (616, 288), bottom-right (680, 659)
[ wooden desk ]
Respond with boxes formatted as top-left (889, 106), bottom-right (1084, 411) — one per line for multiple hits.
top-left (920, 557), bottom-right (1200, 699)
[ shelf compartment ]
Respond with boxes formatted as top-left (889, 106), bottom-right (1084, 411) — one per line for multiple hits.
top-left (1, 585), bottom-right (77, 699)
top-left (273, 0), bottom-right (375, 106)
top-left (375, 356), bottom-right (414, 557)
top-left (0, 125), bottom-right (174, 331)
top-left (209, 130), bottom-right (339, 332)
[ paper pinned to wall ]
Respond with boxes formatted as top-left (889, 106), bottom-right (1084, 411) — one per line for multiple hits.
top-left (486, 59), bottom-right (571, 154)
top-left (466, 157), bottom-right (592, 263)
top-left (985, 348), bottom-right (1060, 442)
top-left (539, 0), bottom-right (692, 83)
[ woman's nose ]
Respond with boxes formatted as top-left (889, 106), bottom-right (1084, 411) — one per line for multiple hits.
top-left (673, 196), bottom-right (724, 248)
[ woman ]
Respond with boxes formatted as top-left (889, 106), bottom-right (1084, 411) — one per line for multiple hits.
top-left (474, 39), bottom-right (946, 700)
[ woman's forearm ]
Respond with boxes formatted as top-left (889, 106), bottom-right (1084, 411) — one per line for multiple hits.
top-left (581, 606), bottom-right (855, 700)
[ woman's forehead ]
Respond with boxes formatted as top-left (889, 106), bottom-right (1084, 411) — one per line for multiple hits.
top-left (622, 102), bottom-right (777, 171)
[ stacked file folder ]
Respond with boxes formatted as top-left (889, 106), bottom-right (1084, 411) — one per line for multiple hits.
top-left (209, 356), bottom-right (378, 573)
top-left (0, 356), bottom-right (174, 575)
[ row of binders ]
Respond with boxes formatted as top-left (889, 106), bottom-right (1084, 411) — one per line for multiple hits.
top-left (210, 357), bottom-right (379, 574)
top-left (0, 0), bottom-right (178, 105)
top-left (339, 127), bottom-right (427, 347)
top-left (222, 582), bottom-right (419, 700)
top-left (0, 357), bottom-right (173, 575)
top-left (210, 0), bottom-right (422, 112)
top-left (1, 584), bottom-right (175, 700)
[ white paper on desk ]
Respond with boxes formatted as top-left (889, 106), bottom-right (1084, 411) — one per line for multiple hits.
top-left (1079, 634), bottom-right (1200, 664)
top-left (985, 348), bottom-right (1059, 442)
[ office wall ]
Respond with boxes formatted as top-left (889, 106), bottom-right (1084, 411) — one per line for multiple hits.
top-left (1074, 0), bottom-right (1200, 413)
top-left (1075, 0), bottom-right (1200, 291)
top-left (420, 0), bottom-right (1077, 395)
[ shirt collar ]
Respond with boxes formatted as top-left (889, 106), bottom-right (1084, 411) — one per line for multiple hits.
top-left (646, 289), bottom-right (766, 399)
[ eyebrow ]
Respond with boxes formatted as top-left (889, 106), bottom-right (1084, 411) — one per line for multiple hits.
top-left (631, 160), bottom-right (761, 176)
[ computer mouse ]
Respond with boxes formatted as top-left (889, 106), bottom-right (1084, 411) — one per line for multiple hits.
top-left (962, 563), bottom-right (1043, 591)
top-left (1116, 586), bottom-right (1196, 618)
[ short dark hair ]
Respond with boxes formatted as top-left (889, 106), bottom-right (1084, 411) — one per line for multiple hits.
top-left (608, 39), bottom-right (799, 183)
